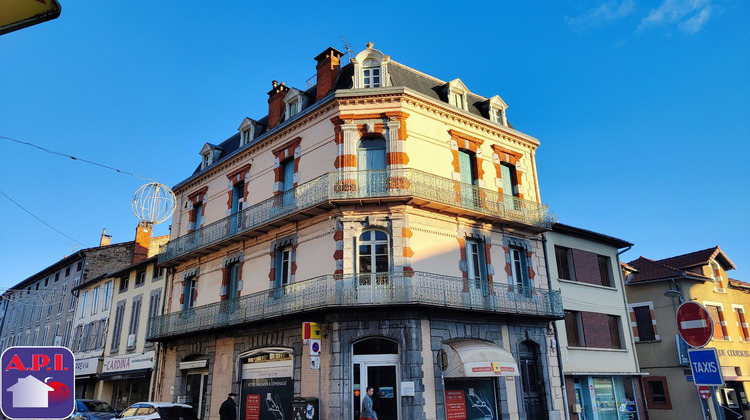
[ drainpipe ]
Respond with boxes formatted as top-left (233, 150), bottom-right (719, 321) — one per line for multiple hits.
top-left (542, 235), bottom-right (570, 420)
top-left (617, 245), bottom-right (650, 419)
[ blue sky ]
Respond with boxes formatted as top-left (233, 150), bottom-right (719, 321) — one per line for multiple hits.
top-left (1, 1), bottom-right (748, 289)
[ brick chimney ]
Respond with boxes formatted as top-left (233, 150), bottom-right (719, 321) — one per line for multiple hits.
top-left (314, 47), bottom-right (344, 100)
top-left (99, 229), bottom-right (111, 247)
top-left (267, 80), bottom-right (290, 128)
top-left (133, 221), bottom-right (152, 264)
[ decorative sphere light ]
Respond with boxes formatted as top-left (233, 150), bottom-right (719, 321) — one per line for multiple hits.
top-left (131, 182), bottom-right (176, 225)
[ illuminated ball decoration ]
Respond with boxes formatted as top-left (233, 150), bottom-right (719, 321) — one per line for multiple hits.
top-left (131, 182), bottom-right (176, 225)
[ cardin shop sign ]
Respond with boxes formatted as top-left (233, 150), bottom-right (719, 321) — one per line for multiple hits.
top-left (716, 349), bottom-right (750, 357)
top-left (101, 351), bottom-right (155, 374)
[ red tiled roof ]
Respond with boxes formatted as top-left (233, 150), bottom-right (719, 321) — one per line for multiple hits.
top-left (656, 246), bottom-right (736, 271)
top-left (626, 256), bottom-right (713, 284)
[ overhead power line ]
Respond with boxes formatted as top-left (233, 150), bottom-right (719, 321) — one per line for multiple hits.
top-left (1, 136), bottom-right (154, 181)
top-left (0, 189), bottom-right (88, 247)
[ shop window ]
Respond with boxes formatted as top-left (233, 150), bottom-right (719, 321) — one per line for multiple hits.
top-left (555, 246), bottom-right (576, 281)
top-left (632, 305), bottom-right (656, 342)
top-left (643, 377), bottom-right (672, 409)
top-left (565, 311), bottom-right (585, 347)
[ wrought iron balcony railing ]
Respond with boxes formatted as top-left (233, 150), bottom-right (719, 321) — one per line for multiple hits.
top-left (147, 271), bottom-right (563, 341)
top-left (159, 169), bottom-right (551, 264)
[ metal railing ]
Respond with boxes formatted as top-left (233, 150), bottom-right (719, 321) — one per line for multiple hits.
top-left (147, 271), bottom-right (563, 340)
top-left (160, 169), bottom-right (550, 264)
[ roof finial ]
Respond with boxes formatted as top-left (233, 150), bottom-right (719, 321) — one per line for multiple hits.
top-left (366, 41), bottom-right (374, 49)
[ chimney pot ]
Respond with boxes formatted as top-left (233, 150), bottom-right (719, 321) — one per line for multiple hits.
top-left (272, 80), bottom-right (278, 88)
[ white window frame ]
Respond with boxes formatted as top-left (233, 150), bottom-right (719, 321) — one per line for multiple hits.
top-left (362, 59), bottom-right (382, 88)
top-left (238, 117), bottom-right (257, 146)
top-left (283, 89), bottom-right (304, 120)
top-left (357, 229), bottom-right (391, 275)
top-left (91, 286), bottom-right (99, 315)
top-left (102, 281), bottom-right (112, 311)
top-left (79, 291), bottom-right (88, 319)
top-left (352, 44), bottom-right (390, 89)
top-left (446, 79), bottom-right (469, 111)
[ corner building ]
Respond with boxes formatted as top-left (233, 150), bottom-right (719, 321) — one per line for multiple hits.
top-left (150, 44), bottom-right (563, 420)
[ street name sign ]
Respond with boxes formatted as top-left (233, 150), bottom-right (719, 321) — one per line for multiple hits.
top-left (688, 348), bottom-right (724, 386)
top-left (677, 301), bottom-right (714, 347)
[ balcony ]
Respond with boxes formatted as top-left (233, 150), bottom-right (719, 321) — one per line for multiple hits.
top-left (147, 271), bottom-right (563, 341)
top-left (160, 169), bottom-right (551, 265)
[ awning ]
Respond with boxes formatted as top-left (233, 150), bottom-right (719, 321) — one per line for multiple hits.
top-left (442, 339), bottom-right (519, 378)
top-left (98, 368), bottom-right (151, 381)
top-left (179, 360), bottom-right (208, 370)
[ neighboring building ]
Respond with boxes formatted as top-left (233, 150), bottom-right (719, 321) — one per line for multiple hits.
top-left (69, 222), bottom-right (168, 404)
top-left (149, 44), bottom-right (564, 420)
top-left (624, 246), bottom-right (749, 420)
top-left (545, 223), bottom-right (647, 420)
top-left (0, 232), bottom-right (134, 354)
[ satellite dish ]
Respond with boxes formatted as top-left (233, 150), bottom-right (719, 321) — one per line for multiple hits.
top-left (131, 182), bottom-right (176, 225)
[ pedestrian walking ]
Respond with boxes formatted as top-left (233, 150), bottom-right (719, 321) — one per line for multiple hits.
top-left (360, 386), bottom-right (378, 420)
top-left (219, 392), bottom-right (237, 420)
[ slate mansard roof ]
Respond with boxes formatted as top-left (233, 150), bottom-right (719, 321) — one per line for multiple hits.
top-left (176, 50), bottom-right (514, 190)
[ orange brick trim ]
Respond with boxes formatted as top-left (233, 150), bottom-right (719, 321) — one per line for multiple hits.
top-left (334, 154), bottom-right (357, 169)
top-left (187, 186), bottom-right (208, 202)
top-left (333, 225), bottom-right (344, 276)
top-left (386, 152), bottom-right (409, 165)
top-left (385, 111), bottom-right (409, 140)
top-left (401, 228), bottom-right (413, 239)
top-left (449, 130), bottom-right (485, 180)
top-left (403, 247), bottom-right (414, 258)
top-left (358, 123), bottom-right (385, 137)
top-left (226, 163), bottom-right (252, 181)
top-left (331, 117), bottom-right (345, 145)
top-left (484, 242), bottom-right (494, 283)
top-left (449, 129), bottom-right (484, 149)
top-left (491, 145), bottom-right (522, 165)
top-left (272, 136), bottom-right (302, 158)
top-left (491, 145), bottom-right (524, 198)
top-left (335, 112), bottom-right (410, 141)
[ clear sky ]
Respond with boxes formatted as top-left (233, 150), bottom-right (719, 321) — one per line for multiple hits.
top-left (1, 1), bottom-right (748, 290)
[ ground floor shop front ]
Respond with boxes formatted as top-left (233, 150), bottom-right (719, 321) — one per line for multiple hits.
top-left (565, 375), bottom-right (646, 420)
top-left (154, 311), bottom-right (565, 420)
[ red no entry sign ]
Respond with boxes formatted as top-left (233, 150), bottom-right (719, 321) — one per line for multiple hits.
top-left (698, 385), bottom-right (711, 400)
top-left (677, 301), bottom-right (713, 347)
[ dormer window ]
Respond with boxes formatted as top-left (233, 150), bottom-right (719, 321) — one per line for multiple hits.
top-left (352, 42), bottom-right (390, 89)
top-left (446, 79), bottom-right (469, 111)
top-left (283, 89), bottom-right (304, 120)
top-left (363, 59), bottom-right (381, 88)
top-left (487, 95), bottom-right (508, 126)
top-left (199, 143), bottom-right (222, 170)
top-left (238, 117), bottom-right (257, 146)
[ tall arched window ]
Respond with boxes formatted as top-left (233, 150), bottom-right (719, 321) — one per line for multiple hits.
top-left (358, 230), bottom-right (389, 276)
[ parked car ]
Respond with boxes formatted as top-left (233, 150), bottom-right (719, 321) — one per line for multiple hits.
top-left (71, 399), bottom-right (119, 420)
top-left (115, 402), bottom-right (198, 420)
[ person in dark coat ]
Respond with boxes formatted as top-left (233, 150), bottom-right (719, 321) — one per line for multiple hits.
top-left (219, 392), bottom-right (237, 420)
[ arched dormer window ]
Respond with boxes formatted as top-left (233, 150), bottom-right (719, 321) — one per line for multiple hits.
top-left (363, 59), bottom-right (381, 88)
top-left (352, 42), bottom-right (390, 89)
